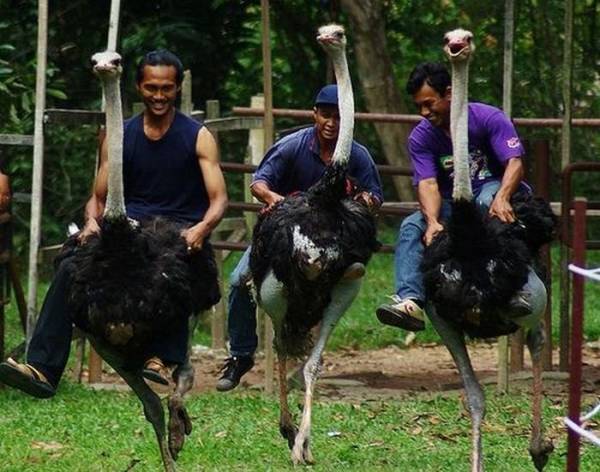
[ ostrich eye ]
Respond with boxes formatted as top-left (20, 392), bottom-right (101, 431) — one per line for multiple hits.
top-left (334, 31), bottom-right (344, 39)
top-left (443, 36), bottom-right (450, 44)
top-left (112, 58), bottom-right (122, 67)
top-left (91, 59), bottom-right (97, 67)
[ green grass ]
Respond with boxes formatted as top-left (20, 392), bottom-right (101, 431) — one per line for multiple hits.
top-left (1, 382), bottom-right (600, 471)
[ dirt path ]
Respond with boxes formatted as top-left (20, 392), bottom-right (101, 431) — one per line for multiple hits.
top-left (182, 342), bottom-right (600, 401)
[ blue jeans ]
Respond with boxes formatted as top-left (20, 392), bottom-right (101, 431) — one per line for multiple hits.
top-left (395, 180), bottom-right (502, 301)
top-left (227, 247), bottom-right (258, 357)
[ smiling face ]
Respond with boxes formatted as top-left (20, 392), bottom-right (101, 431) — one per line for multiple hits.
top-left (136, 64), bottom-right (180, 118)
top-left (313, 104), bottom-right (340, 143)
top-left (413, 82), bottom-right (451, 129)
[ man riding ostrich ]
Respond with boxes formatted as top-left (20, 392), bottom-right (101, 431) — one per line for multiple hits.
top-left (249, 23), bottom-right (380, 465)
top-left (0, 50), bottom-right (227, 472)
top-left (382, 29), bottom-right (555, 471)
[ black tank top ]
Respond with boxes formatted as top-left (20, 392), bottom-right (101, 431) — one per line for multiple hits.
top-left (123, 111), bottom-right (209, 224)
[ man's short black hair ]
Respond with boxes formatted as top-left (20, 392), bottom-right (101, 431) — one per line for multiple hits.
top-left (136, 49), bottom-right (184, 86)
top-left (406, 62), bottom-right (451, 96)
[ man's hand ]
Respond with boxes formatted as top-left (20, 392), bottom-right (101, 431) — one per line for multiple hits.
top-left (353, 191), bottom-right (379, 211)
top-left (182, 222), bottom-right (209, 253)
top-left (489, 195), bottom-right (516, 223)
top-left (423, 220), bottom-right (444, 246)
top-left (78, 218), bottom-right (101, 243)
top-left (265, 192), bottom-right (284, 209)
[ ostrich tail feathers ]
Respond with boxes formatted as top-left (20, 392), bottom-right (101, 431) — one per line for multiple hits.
top-left (511, 191), bottom-right (557, 252)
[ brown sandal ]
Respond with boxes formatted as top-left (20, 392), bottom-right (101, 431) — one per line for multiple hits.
top-left (142, 357), bottom-right (170, 385)
top-left (0, 358), bottom-right (55, 398)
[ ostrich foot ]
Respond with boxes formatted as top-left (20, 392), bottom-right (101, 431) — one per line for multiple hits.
top-left (279, 421), bottom-right (298, 450)
top-left (291, 436), bottom-right (314, 465)
top-left (168, 395), bottom-right (192, 460)
top-left (529, 439), bottom-right (554, 471)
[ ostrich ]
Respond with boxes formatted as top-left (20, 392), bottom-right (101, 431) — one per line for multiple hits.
top-left (65, 51), bottom-right (219, 472)
top-left (249, 23), bottom-right (379, 465)
top-left (421, 29), bottom-right (555, 471)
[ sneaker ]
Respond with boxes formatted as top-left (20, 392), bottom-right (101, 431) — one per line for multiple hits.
top-left (216, 356), bottom-right (254, 392)
top-left (142, 357), bottom-right (170, 385)
top-left (376, 295), bottom-right (425, 332)
top-left (0, 358), bottom-right (56, 398)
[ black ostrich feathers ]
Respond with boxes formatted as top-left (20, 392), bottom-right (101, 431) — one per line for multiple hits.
top-left (65, 216), bottom-right (219, 357)
top-left (422, 191), bottom-right (556, 338)
top-left (250, 163), bottom-right (379, 358)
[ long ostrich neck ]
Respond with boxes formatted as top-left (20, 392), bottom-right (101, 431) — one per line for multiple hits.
top-left (102, 74), bottom-right (126, 218)
top-left (450, 60), bottom-right (472, 201)
top-left (331, 50), bottom-right (353, 165)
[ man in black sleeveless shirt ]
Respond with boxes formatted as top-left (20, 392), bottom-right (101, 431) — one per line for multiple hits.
top-left (0, 50), bottom-right (228, 397)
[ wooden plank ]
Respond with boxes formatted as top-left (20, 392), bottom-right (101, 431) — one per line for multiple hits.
top-left (211, 250), bottom-right (226, 350)
top-left (44, 108), bottom-right (105, 126)
top-left (205, 117), bottom-right (263, 132)
top-left (0, 134), bottom-right (34, 146)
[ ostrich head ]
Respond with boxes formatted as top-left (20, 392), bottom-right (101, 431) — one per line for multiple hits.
top-left (316, 23), bottom-right (347, 53)
top-left (443, 29), bottom-right (475, 63)
top-left (91, 51), bottom-right (123, 81)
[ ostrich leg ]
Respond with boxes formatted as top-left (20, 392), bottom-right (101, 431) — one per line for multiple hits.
top-left (427, 305), bottom-right (484, 472)
top-left (109, 363), bottom-right (176, 472)
top-left (292, 277), bottom-right (362, 465)
top-left (169, 361), bottom-right (194, 460)
top-left (168, 314), bottom-right (200, 459)
top-left (526, 324), bottom-right (554, 471)
top-left (277, 355), bottom-right (298, 449)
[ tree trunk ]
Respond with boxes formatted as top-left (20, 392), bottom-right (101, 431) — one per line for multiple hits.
top-left (340, 0), bottom-right (414, 201)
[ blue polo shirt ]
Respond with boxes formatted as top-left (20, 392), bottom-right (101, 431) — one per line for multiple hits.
top-left (252, 126), bottom-right (383, 202)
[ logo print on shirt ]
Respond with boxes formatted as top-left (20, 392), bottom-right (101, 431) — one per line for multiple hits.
top-left (507, 137), bottom-right (520, 149)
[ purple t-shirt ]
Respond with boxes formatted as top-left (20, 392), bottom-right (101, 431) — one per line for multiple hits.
top-left (409, 102), bottom-right (525, 198)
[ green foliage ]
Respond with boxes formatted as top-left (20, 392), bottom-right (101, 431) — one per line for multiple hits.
top-left (1, 0), bottom-right (600, 259)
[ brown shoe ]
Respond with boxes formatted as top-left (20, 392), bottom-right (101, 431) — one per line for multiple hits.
top-left (0, 358), bottom-right (55, 398)
top-left (142, 357), bottom-right (170, 385)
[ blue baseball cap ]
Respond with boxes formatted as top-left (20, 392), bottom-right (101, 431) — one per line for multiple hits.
top-left (314, 84), bottom-right (338, 107)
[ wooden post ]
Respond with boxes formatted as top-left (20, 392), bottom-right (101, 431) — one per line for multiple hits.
top-left (533, 141), bottom-right (553, 370)
top-left (560, 0), bottom-right (575, 372)
top-left (181, 70), bottom-right (193, 116)
top-left (25, 0), bottom-right (48, 348)
top-left (246, 95), bottom-right (265, 351)
top-left (497, 0), bottom-right (515, 392)
top-left (106, 0), bottom-right (121, 52)
top-left (566, 198), bottom-right (586, 472)
top-left (206, 100), bottom-right (226, 350)
top-left (261, 0), bottom-right (275, 394)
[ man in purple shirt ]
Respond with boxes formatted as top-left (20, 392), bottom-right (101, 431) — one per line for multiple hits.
top-left (217, 84), bottom-right (383, 391)
top-left (376, 62), bottom-right (530, 331)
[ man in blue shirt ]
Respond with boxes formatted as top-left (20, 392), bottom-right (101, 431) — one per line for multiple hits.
top-left (217, 84), bottom-right (383, 391)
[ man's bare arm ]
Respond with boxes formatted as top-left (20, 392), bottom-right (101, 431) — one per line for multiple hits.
top-left (79, 138), bottom-right (109, 240)
top-left (250, 181), bottom-right (284, 208)
top-left (489, 157), bottom-right (523, 223)
top-left (183, 127), bottom-right (228, 250)
top-left (418, 178), bottom-right (444, 246)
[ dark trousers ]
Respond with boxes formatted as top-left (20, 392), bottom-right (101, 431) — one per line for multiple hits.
top-left (26, 256), bottom-right (189, 388)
